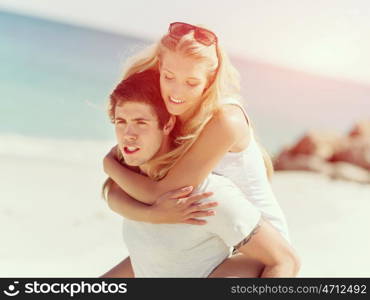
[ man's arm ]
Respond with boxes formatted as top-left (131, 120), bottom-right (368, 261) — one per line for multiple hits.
top-left (235, 218), bottom-right (301, 277)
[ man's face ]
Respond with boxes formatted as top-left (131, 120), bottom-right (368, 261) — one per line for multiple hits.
top-left (114, 102), bottom-right (165, 166)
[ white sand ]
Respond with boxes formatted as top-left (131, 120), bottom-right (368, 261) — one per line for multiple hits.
top-left (1, 137), bottom-right (369, 277)
top-left (0, 136), bottom-right (126, 277)
top-left (272, 171), bottom-right (370, 277)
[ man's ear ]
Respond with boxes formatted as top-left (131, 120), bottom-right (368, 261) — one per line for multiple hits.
top-left (163, 115), bottom-right (176, 135)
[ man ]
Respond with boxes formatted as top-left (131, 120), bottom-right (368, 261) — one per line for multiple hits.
top-left (101, 69), bottom-right (300, 277)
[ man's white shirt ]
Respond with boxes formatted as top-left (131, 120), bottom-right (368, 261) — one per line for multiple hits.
top-left (122, 174), bottom-right (262, 277)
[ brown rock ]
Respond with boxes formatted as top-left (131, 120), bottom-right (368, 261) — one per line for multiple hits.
top-left (289, 130), bottom-right (343, 160)
top-left (331, 137), bottom-right (370, 170)
top-left (349, 120), bottom-right (370, 138)
top-left (274, 121), bottom-right (370, 184)
top-left (274, 150), bottom-right (332, 175)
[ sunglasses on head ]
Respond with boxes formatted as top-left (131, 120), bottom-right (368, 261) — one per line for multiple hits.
top-left (168, 22), bottom-right (218, 46)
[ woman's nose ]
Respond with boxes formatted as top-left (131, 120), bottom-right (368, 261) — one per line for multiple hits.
top-left (170, 84), bottom-right (185, 99)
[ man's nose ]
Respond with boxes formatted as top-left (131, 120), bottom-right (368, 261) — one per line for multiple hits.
top-left (123, 125), bottom-right (137, 141)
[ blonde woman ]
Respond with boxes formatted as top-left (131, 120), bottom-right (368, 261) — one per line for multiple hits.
top-left (103, 22), bottom-right (296, 277)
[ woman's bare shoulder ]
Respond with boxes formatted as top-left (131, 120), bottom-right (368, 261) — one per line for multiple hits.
top-left (209, 104), bottom-right (251, 141)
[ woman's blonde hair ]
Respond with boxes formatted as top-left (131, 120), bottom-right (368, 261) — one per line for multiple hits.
top-left (116, 24), bottom-right (274, 181)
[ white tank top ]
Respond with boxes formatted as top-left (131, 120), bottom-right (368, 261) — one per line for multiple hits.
top-left (213, 97), bottom-right (291, 243)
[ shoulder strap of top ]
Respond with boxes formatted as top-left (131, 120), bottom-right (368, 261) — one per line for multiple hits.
top-left (221, 97), bottom-right (253, 129)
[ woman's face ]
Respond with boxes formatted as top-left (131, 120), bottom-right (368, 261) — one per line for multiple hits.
top-left (159, 51), bottom-right (211, 121)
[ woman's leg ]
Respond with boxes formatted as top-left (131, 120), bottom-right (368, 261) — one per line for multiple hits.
top-left (99, 256), bottom-right (135, 278)
top-left (208, 252), bottom-right (264, 278)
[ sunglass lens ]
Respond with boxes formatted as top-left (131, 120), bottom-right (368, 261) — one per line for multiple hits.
top-left (170, 23), bottom-right (194, 37)
top-left (195, 29), bottom-right (216, 46)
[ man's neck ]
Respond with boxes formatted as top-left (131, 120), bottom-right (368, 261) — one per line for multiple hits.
top-left (139, 136), bottom-right (172, 175)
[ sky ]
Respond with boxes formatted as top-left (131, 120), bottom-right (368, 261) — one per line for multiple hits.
top-left (1, 0), bottom-right (369, 85)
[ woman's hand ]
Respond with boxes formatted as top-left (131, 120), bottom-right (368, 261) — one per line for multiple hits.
top-left (148, 186), bottom-right (218, 225)
top-left (103, 145), bottom-right (117, 173)
top-left (108, 144), bottom-right (119, 159)
top-left (105, 144), bottom-right (119, 162)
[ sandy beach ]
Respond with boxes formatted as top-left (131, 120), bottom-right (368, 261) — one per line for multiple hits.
top-left (1, 137), bottom-right (369, 277)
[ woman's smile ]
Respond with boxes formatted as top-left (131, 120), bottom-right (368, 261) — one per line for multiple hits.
top-left (169, 96), bottom-right (185, 104)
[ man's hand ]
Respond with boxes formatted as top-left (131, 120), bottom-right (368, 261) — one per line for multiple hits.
top-left (149, 186), bottom-right (217, 225)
